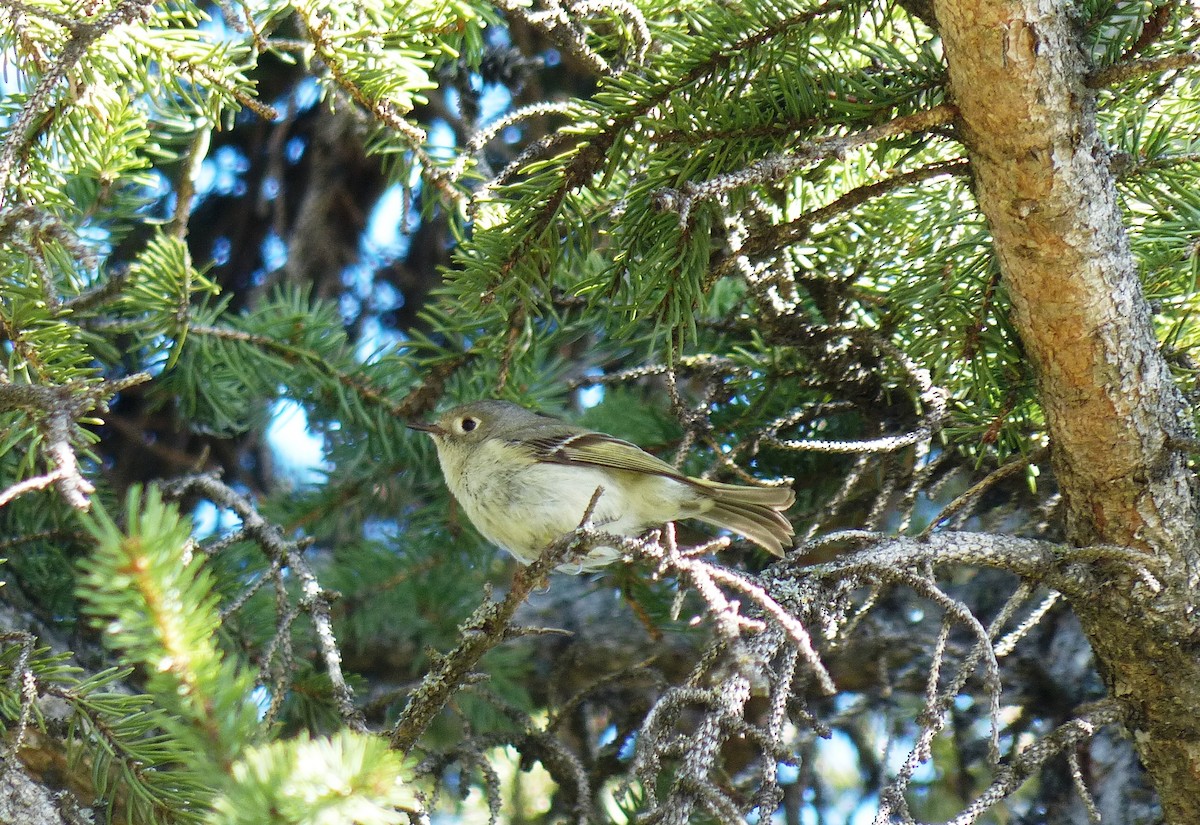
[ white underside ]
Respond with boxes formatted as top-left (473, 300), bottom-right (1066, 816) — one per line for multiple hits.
top-left (437, 438), bottom-right (706, 571)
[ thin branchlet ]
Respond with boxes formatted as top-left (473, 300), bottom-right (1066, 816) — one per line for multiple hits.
top-left (161, 473), bottom-right (367, 731)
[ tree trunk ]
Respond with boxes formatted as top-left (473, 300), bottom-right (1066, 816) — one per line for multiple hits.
top-left (931, 1), bottom-right (1200, 821)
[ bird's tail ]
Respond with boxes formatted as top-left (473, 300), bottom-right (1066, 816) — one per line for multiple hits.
top-left (691, 480), bottom-right (795, 557)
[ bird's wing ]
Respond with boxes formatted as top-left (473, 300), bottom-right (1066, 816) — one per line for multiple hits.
top-left (522, 431), bottom-right (686, 479)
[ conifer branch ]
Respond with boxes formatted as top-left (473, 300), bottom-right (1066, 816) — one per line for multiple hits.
top-left (1120, 151), bottom-right (1200, 176)
top-left (655, 525), bottom-right (835, 693)
top-left (653, 103), bottom-right (958, 224)
top-left (390, 487), bottom-right (608, 752)
top-left (167, 130), bottom-right (210, 240)
top-left (293, 5), bottom-right (465, 208)
top-left (1119, 2), bottom-right (1174, 60)
top-left (498, 0), bottom-right (652, 75)
top-left (0, 205), bottom-right (100, 281)
top-left (792, 532), bottom-right (1162, 600)
top-left (1089, 52), bottom-right (1200, 88)
top-left (176, 58), bottom-right (278, 121)
top-left (941, 702), bottom-right (1123, 825)
top-left (492, 0), bottom-right (614, 76)
top-left (480, 0), bottom-right (855, 303)
top-left (0, 0), bottom-right (78, 28)
top-left (295, 8), bottom-right (426, 143)
top-left (185, 320), bottom-right (468, 420)
top-left (573, 0), bottom-right (651, 68)
top-left (60, 267), bottom-right (133, 312)
top-left (160, 474), bottom-right (367, 731)
top-left (450, 101), bottom-right (576, 184)
top-left (0, 375), bottom-right (150, 510)
top-left (0, 0), bottom-right (158, 206)
top-left (714, 158), bottom-right (971, 280)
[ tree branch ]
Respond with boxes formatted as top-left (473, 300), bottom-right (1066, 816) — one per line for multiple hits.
top-left (160, 473), bottom-right (366, 731)
top-left (389, 487), bottom-right (608, 752)
top-left (0, 0), bottom-right (158, 207)
top-left (0, 375), bottom-right (150, 511)
top-left (653, 104), bottom-right (959, 225)
top-left (1089, 52), bottom-right (1200, 89)
top-left (713, 158), bottom-right (971, 281)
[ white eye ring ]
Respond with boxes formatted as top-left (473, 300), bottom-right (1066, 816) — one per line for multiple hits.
top-left (459, 417), bottom-right (479, 433)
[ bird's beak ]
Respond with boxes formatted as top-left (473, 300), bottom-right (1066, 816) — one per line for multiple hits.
top-left (406, 421), bottom-right (446, 436)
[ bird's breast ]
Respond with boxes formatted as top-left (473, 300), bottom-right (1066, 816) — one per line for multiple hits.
top-left (437, 440), bottom-right (711, 568)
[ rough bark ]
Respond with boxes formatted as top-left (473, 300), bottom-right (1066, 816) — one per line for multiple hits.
top-left (0, 763), bottom-right (74, 825)
top-left (931, 1), bottom-right (1200, 821)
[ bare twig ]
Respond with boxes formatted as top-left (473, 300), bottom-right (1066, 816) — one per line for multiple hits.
top-left (1089, 52), bottom-right (1200, 88)
top-left (762, 333), bottom-right (947, 462)
top-left (713, 159), bottom-right (971, 282)
top-left (918, 446), bottom-right (1049, 539)
top-left (0, 374), bottom-right (151, 511)
top-left (653, 104), bottom-right (958, 225)
top-left (0, 630), bottom-right (38, 757)
top-left (944, 703), bottom-right (1124, 825)
top-left (491, 0), bottom-right (618, 76)
top-left (161, 473), bottom-right (366, 731)
top-left (449, 101), bottom-right (574, 183)
top-left (0, 470), bottom-right (66, 509)
top-left (389, 487), bottom-right (608, 752)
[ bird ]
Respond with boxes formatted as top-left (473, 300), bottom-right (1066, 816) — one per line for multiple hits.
top-left (408, 400), bottom-right (795, 571)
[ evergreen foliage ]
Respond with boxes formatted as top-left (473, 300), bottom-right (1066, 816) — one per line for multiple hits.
top-left (0, 0), bottom-right (1196, 822)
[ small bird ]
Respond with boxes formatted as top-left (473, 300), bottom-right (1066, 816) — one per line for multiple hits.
top-left (408, 400), bottom-right (795, 571)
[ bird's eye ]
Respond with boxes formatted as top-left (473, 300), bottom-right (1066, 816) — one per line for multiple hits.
top-left (460, 417), bottom-right (478, 432)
